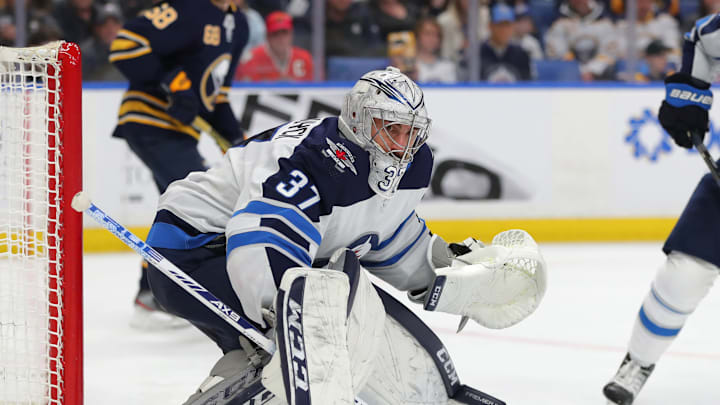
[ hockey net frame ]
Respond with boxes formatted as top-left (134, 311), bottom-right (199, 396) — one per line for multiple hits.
top-left (0, 41), bottom-right (83, 404)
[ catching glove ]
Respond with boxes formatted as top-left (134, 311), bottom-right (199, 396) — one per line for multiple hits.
top-left (423, 230), bottom-right (547, 330)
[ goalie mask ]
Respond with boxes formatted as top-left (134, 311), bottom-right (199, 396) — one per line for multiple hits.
top-left (339, 67), bottom-right (431, 199)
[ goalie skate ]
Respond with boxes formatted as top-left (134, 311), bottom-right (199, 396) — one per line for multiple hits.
top-left (603, 353), bottom-right (655, 405)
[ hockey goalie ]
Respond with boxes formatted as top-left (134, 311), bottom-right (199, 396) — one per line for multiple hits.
top-left (142, 67), bottom-right (547, 404)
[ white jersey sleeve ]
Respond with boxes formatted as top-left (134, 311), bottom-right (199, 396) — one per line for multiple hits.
top-left (682, 14), bottom-right (720, 82)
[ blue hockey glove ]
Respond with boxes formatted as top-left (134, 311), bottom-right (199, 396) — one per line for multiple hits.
top-left (160, 67), bottom-right (199, 126)
top-left (658, 72), bottom-right (712, 149)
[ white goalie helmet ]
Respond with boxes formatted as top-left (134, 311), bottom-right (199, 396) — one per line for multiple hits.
top-left (338, 67), bottom-right (431, 198)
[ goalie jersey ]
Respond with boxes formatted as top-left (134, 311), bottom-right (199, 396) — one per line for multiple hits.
top-left (146, 117), bottom-right (436, 325)
top-left (109, 0), bottom-right (248, 143)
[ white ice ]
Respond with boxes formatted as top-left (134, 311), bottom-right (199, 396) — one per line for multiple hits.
top-left (84, 243), bottom-right (720, 404)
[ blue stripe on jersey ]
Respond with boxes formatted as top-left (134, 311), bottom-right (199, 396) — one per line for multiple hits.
top-left (227, 231), bottom-right (312, 266)
top-left (154, 209), bottom-right (205, 236)
top-left (638, 307), bottom-right (681, 337)
top-left (699, 14), bottom-right (720, 35)
top-left (260, 218), bottom-right (311, 251)
top-left (651, 287), bottom-right (690, 315)
top-left (234, 200), bottom-right (321, 245)
top-left (362, 221), bottom-right (428, 268)
top-left (146, 222), bottom-right (220, 250)
top-left (375, 211), bottom-right (415, 251)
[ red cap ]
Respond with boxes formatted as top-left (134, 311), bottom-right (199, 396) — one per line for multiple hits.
top-left (266, 11), bottom-right (293, 33)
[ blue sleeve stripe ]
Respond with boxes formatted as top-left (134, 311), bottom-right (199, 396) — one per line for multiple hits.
top-left (698, 14), bottom-right (720, 36)
top-left (375, 211), bottom-right (415, 251)
top-left (362, 221), bottom-right (428, 268)
top-left (638, 307), bottom-right (681, 337)
top-left (260, 218), bottom-right (311, 251)
top-left (227, 231), bottom-right (312, 266)
top-left (146, 222), bottom-right (220, 250)
top-left (233, 200), bottom-right (321, 245)
top-left (651, 287), bottom-right (690, 315)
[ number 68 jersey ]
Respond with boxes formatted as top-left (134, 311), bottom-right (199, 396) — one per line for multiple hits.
top-left (147, 117), bottom-right (436, 325)
top-left (109, 0), bottom-right (248, 143)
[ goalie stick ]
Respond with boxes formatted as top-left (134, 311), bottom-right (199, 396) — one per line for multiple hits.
top-left (690, 130), bottom-right (720, 188)
top-left (71, 192), bottom-right (274, 353)
top-left (72, 192), bottom-right (504, 405)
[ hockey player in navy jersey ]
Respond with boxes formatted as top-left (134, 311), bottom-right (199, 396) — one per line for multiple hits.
top-left (142, 67), bottom-right (547, 404)
top-left (603, 14), bottom-right (720, 405)
top-left (108, 0), bottom-right (248, 328)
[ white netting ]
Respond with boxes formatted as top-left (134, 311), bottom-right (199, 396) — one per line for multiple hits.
top-left (0, 43), bottom-right (64, 404)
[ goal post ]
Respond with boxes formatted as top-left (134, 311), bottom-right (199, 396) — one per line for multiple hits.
top-left (0, 41), bottom-right (83, 404)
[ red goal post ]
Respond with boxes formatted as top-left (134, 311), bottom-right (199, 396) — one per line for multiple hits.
top-left (0, 41), bottom-right (83, 404)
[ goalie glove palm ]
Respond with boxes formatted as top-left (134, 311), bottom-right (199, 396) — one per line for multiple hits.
top-left (424, 230), bottom-right (547, 330)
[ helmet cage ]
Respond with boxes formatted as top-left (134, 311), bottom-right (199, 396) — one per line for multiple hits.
top-left (362, 106), bottom-right (430, 165)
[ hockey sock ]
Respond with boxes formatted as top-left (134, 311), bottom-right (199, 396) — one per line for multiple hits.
top-left (628, 252), bottom-right (718, 365)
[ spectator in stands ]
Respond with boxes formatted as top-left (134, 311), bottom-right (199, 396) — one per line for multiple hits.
top-left (80, 3), bottom-right (124, 81)
top-left (424, 0), bottom-right (452, 16)
top-left (0, 1), bottom-right (17, 46)
top-left (698, 0), bottom-right (720, 15)
top-left (237, 11), bottom-right (313, 81)
top-left (248, 0), bottom-right (285, 17)
top-left (544, 0), bottom-right (619, 81)
top-left (27, 18), bottom-right (63, 46)
top-left (513, 2), bottom-right (543, 60)
top-left (615, 0), bottom-right (681, 68)
top-left (437, 0), bottom-right (490, 63)
top-left (234, 0), bottom-right (266, 60)
top-left (53, 0), bottom-right (100, 45)
top-left (325, 0), bottom-right (385, 57)
top-left (117, 0), bottom-right (154, 19)
top-left (370, 0), bottom-right (422, 43)
top-left (682, 0), bottom-right (720, 32)
top-left (619, 39), bottom-right (676, 82)
top-left (610, 0), bottom-right (679, 20)
top-left (479, 2), bottom-right (532, 81)
top-left (0, 0), bottom-right (61, 46)
top-left (414, 17), bottom-right (458, 83)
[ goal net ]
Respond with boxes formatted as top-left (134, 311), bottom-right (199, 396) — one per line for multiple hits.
top-left (0, 42), bottom-right (83, 404)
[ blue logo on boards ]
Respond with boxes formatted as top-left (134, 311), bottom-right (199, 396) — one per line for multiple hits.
top-left (625, 108), bottom-right (720, 162)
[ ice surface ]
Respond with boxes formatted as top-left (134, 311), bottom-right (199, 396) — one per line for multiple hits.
top-left (84, 243), bottom-right (720, 404)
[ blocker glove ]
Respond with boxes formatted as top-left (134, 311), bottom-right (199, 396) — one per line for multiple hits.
top-left (658, 72), bottom-right (713, 149)
top-left (160, 67), bottom-right (199, 126)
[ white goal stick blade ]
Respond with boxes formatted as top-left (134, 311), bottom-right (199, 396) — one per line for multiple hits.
top-left (71, 192), bottom-right (275, 354)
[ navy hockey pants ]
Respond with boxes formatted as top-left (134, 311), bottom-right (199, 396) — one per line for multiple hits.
top-left (147, 242), bottom-right (265, 353)
top-left (115, 123), bottom-right (206, 290)
top-left (664, 160), bottom-right (720, 268)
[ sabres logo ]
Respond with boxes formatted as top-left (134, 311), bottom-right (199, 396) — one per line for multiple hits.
top-left (322, 138), bottom-right (357, 175)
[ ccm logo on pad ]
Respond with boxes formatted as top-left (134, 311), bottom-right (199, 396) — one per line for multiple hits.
top-left (287, 298), bottom-right (310, 392)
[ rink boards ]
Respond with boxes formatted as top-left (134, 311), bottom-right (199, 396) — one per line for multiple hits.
top-left (80, 83), bottom-right (717, 250)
